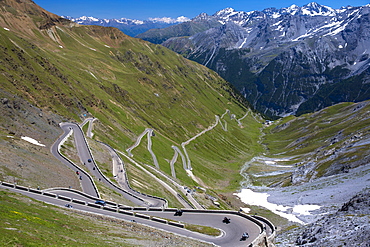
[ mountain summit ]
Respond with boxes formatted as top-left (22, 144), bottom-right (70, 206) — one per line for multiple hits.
top-left (138, 2), bottom-right (370, 118)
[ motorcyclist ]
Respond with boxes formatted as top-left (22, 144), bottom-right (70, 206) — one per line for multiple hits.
top-left (242, 232), bottom-right (249, 239)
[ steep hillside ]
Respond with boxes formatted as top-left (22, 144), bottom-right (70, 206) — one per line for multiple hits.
top-left (253, 100), bottom-right (370, 187)
top-left (0, 0), bottom-right (261, 207)
top-left (139, 3), bottom-right (370, 119)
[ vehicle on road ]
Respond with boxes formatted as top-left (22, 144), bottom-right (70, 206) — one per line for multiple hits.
top-left (240, 232), bottom-right (249, 241)
top-left (222, 217), bottom-right (230, 224)
top-left (87, 159), bottom-right (92, 163)
top-left (174, 209), bottom-right (183, 216)
top-left (65, 204), bottom-right (73, 208)
top-left (95, 200), bottom-right (106, 206)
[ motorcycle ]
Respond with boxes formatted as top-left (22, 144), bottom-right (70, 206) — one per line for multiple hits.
top-left (222, 217), bottom-right (230, 224)
top-left (240, 232), bottom-right (249, 241)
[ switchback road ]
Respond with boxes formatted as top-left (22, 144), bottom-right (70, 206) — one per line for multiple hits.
top-left (0, 182), bottom-right (266, 247)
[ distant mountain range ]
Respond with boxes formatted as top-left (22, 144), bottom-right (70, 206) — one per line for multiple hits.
top-left (137, 2), bottom-right (370, 118)
top-left (64, 16), bottom-right (190, 37)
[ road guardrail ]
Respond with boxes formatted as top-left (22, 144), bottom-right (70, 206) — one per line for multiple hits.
top-left (0, 182), bottom-right (275, 243)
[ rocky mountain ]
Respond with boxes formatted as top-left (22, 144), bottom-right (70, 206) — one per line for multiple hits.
top-left (1, 0), bottom-right (370, 246)
top-left (64, 16), bottom-right (190, 37)
top-left (135, 13), bottom-right (222, 44)
top-left (139, 2), bottom-right (370, 119)
top-left (278, 188), bottom-right (370, 246)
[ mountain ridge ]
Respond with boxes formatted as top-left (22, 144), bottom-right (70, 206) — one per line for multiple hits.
top-left (138, 2), bottom-right (370, 118)
top-left (63, 15), bottom-right (190, 37)
top-left (1, 1), bottom-right (370, 246)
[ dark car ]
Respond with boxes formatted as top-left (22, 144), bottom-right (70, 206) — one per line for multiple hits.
top-left (174, 209), bottom-right (183, 216)
top-left (95, 200), bottom-right (106, 206)
top-left (87, 159), bottom-right (92, 163)
top-left (65, 204), bottom-right (73, 208)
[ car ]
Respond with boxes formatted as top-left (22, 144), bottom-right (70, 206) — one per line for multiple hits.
top-left (87, 159), bottom-right (92, 163)
top-left (65, 204), bottom-right (73, 208)
top-left (95, 200), bottom-right (106, 206)
top-left (174, 209), bottom-right (183, 216)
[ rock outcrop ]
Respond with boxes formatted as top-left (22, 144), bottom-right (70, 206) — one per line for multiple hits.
top-left (295, 188), bottom-right (370, 246)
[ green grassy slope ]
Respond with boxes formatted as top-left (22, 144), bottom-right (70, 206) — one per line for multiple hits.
top-left (252, 101), bottom-right (370, 187)
top-left (0, 190), bottom-right (212, 246)
top-left (0, 0), bottom-right (262, 205)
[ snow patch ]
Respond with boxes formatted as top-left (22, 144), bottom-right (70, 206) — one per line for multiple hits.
top-left (272, 13), bottom-right (281, 18)
top-left (21, 136), bottom-right (45, 147)
top-left (89, 71), bottom-right (98, 80)
top-left (149, 16), bottom-right (190, 24)
top-left (235, 189), bottom-right (320, 224)
top-left (272, 20), bottom-right (283, 27)
top-left (293, 205), bottom-right (321, 215)
top-left (238, 38), bottom-right (247, 49)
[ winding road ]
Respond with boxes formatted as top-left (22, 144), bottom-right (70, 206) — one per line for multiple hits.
top-left (3, 117), bottom-right (275, 246)
top-left (51, 122), bottom-right (165, 207)
top-left (0, 182), bottom-right (267, 247)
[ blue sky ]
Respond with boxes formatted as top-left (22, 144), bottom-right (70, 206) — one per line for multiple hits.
top-left (34, 0), bottom-right (369, 20)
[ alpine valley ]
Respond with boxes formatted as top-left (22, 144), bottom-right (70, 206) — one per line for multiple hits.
top-left (138, 2), bottom-right (370, 119)
top-left (0, 0), bottom-right (369, 246)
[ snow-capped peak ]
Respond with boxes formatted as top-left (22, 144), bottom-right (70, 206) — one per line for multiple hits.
top-left (285, 4), bottom-right (300, 15)
top-left (216, 8), bottom-right (236, 15)
top-left (148, 16), bottom-right (190, 23)
top-left (279, 2), bottom-right (336, 16)
top-left (66, 15), bottom-right (189, 26)
top-left (76, 16), bottom-right (99, 22)
top-left (193, 13), bottom-right (210, 21)
top-left (301, 2), bottom-right (336, 16)
top-left (215, 7), bottom-right (238, 18)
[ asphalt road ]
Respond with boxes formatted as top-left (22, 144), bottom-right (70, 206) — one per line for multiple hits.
top-left (45, 120), bottom-right (273, 246)
top-left (0, 184), bottom-right (260, 247)
top-left (50, 123), bottom-right (99, 197)
top-left (52, 122), bottom-right (164, 207)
